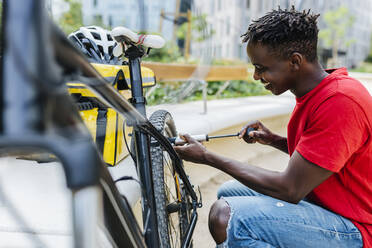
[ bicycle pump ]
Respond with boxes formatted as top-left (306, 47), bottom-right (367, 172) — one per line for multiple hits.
top-left (169, 128), bottom-right (256, 145)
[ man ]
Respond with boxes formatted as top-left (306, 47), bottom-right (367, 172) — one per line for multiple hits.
top-left (174, 7), bottom-right (372, 248)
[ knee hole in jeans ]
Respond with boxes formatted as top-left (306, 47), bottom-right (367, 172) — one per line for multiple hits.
top-left (209, 199), bottom-right (231, 244)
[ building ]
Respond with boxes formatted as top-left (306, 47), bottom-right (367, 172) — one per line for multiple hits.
top-left (191, 0), bottom-right (372, 67)
top-left (81, 0), bottom-right (176, 41)
top-left (297, 0), bottom-right (372, 68)
top-left (191, 0), bottom-right (249, 61)
top-left (191, 0), bottom-right (296, 61)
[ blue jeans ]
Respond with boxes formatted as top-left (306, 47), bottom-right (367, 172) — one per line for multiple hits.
top-left (216, 180), bottom-right (363, 248)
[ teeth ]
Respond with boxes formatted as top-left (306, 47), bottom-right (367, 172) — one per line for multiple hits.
top-left (263, 82), bottom-right (270, 86)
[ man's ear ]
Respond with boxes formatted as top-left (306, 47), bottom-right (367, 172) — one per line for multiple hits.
top-left (290, 52), bottom-right (303, 71)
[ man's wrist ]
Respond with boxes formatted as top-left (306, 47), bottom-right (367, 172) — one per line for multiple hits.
top-left (272, 134), bottom-right (284, 144)
top-left (202, 150), bottom-right (217, 166)
top-left (202, 149), bottom-right (211, 165)
top-left (270, 135), bottom-right (288, 152)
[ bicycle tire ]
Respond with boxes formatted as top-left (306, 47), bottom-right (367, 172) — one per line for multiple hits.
top-left (149, 110), bottom-right (192, 248)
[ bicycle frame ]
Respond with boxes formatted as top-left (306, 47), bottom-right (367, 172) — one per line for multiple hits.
top-left (125, 45), bottom-right (200, 248)
top-left (1, 1), bottom-right (199, 247)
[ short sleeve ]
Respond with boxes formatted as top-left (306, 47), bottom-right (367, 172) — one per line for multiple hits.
top-left (296, 94), bottom-right (368, 172)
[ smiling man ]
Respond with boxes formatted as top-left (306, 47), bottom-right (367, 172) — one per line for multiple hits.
top-left (174, 7), bottom-right (372, 248)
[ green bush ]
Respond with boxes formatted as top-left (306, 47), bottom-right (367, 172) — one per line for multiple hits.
top-left (187, 80), bottom-right (269, 101)
top-left (144, 55), bottom-right (265, 106)
top-left (365, 56), bottom-right (372, 63)
top-left (350, 62), bottom-right (372, 73)
top-left (146, 79), bottom-right (269, 105)
top-left (146, 81), bottom-right (184, 104)
top-left (143, 42), bottom-right (182, 63)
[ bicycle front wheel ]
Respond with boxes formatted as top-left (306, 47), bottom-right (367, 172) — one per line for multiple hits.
top-left (149, 110), bottom-right (192, 248)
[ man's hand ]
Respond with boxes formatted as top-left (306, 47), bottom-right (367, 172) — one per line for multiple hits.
top-left (239, 120), bottom-right (277, 145)
top-left (173, 134), bottom-right (209, 164)
top-left (239, 120), bottom-right (289, 153)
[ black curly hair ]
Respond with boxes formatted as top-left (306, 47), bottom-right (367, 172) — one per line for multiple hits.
top-left (241, 6), bottom-right (320, 62)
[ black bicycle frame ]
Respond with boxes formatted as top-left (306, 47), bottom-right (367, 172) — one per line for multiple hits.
top-left (127, 48), bottom-right (161, 247)
top-left (1, 0), bottom-right (199, 247)
top-left (125, 45), bottom-right (200, 248)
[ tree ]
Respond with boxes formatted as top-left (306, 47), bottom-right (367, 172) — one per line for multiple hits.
top-left (177, 14), bottom-right (215, 42)
top-left (58, 0), bottom-right (83, 34)
top-left (176, 13), bottom-right (215, 57)
top-left (319, 6), bottom-right (355, 67)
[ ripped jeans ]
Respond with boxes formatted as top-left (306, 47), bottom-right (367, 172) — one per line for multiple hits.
top-left (216, 180), bottom-right (363, 248)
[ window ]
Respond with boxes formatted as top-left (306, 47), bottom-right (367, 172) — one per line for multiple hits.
top-left (211, 1), bottom-right (215, 13)
top-left (109, 15), bottom-right (113, 28)
top-left (284, 0), bottom-right (289, 9)
top-left (246, 0), bottom-right (250, 8)
top-left (93, 0), bottom-right (98, 7)
top-left (218, 0), bottom-right (221, 11)
top-left (258, 0), bottom-right (263, 11)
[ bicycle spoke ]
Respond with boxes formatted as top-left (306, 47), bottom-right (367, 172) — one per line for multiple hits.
top-left (163, 156), bottom-right (178, 201)
top-left (169, 213), bottom-right (179, 247)
top-left (164, 153), bottom-right (175, 175)
top-left (164, 177), bottom-right (177, 202)
top-left (162, 150), bottom-right (183, 247)
top-left (169, 222), bottom-right (175, 246)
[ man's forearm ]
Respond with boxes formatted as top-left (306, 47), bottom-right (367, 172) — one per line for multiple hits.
top-left (203, 151), bottom-right (294, 202)
top-left (270, 135), bottom-right (288, 154)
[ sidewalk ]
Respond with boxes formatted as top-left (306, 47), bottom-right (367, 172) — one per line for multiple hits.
top-left (148, 92), bottom-right (295, 135)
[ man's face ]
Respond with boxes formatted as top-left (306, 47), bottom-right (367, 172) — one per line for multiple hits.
top-left (247, 42), bottom-right (295, 95)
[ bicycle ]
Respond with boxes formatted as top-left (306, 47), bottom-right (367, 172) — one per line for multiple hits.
top-left (0, 1), bottom-right (201, 248)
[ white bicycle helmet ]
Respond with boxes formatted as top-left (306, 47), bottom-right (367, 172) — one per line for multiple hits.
top-left (68, 26), bottom-right (120, 64)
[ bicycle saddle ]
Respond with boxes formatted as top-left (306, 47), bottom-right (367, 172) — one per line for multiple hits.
top-left (111, 26), bottom-right (165, 57)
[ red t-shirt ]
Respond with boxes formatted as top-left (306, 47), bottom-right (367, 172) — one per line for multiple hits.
top-left (287, 68), bottom-right (372, 247)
